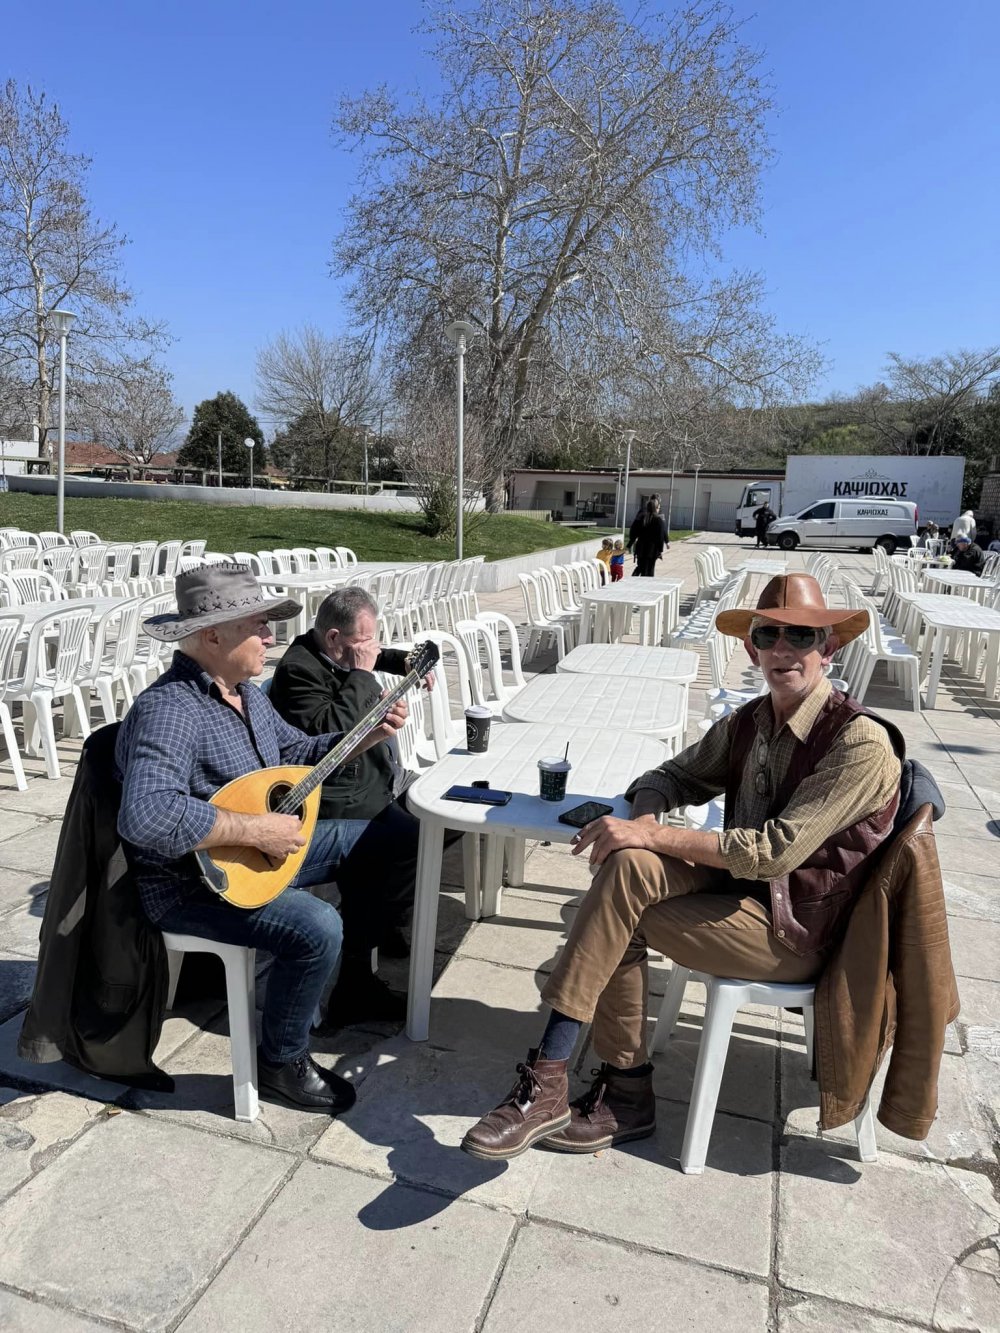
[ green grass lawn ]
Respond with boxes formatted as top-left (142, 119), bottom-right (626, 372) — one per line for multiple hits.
top-left (0, 492), bottom-right (654, 562)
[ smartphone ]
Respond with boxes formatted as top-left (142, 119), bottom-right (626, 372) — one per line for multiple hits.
top-left (442, 784), bottom-right (513, 806)
top-left (558, 800), bottom-right (614, 828)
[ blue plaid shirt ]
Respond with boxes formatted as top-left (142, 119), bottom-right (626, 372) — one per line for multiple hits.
top-left (115, 651), bottom-right (340, 921)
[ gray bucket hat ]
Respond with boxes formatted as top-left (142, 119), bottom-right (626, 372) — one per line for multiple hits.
top-left (142, 562), bottom-right (303, 642)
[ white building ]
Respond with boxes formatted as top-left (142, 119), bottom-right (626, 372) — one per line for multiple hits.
top-left (0, 439), bottom-right (41, 478)
top-left (506, 467), bottom-right (783, 531)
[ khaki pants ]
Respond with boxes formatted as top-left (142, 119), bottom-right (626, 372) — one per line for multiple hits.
top-left (541, 848), bottom-right (827, 1068)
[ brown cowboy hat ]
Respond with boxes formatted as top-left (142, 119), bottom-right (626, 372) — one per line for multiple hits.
top-left (142, 562), bottom-right (302, 642)
top-left (715, 573), bottom-right (869, 646)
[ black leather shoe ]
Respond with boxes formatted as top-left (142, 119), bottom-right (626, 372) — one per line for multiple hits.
top-left (317, 971), bottom-right (407, 1032)
top-left (257, 1052), bottom-right (357, 1114)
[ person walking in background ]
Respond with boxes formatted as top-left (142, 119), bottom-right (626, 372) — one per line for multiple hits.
top-left (595, 537), bottom-right (614, 583)
top-left (951, 510), bottom-right (977, 545)
top-left (609, 540), bottom-right (625, 581)
top-left (628, 495), bottom-right (669, 576)
top-left (753, 502), bottom-right (777, 549)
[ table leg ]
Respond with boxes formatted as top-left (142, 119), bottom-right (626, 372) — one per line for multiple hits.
top-left (925, 628), bottom-right (945, 708)
top-left (985, 632), bottom-right (1000, 700)
top-left (578, 602), bottom-right (592, 645)
top-left (405, 821), bottom-right (446, 1041)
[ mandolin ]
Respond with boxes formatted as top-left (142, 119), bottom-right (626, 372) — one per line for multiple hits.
top-left (194, 640), bottom-right (439, 909)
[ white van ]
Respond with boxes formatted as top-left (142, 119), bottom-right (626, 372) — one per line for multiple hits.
top-left (765, 498), bottom-right (918, 554)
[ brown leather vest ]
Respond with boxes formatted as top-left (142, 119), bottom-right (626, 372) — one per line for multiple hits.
top-left (724, 691), bottom-right (904, 957)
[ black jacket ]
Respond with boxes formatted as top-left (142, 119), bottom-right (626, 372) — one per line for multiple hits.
top-left (268, 631), bottom-right (408, 821)
top-left (952, 542), bottom-right (985, 575)
top-left (628, 512), bottom-right (669, 559)
top-left (17, 723), bottom-right (171, 1089)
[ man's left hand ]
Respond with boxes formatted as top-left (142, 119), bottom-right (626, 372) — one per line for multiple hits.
top-left (422, 670), bottom-right (436, 693)
top-left (571, 814), bottom-right (660, 867)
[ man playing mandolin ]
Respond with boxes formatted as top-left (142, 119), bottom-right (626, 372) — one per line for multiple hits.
top-left (115, 563), bottom-right (410, 1114)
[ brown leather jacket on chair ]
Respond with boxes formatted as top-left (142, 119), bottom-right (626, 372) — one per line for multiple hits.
top-left (813, 804), bottom-right (959, 1137)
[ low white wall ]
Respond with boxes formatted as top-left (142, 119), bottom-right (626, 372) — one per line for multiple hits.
top-left (476, 539), bottom-right (604, 592)
top-left (9, 474), bottom-right (427, 512)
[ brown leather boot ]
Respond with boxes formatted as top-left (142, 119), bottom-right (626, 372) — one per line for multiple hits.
top-left (543, 1063), bottom-right (656, 1153)
top-left (460, 1050), bottom-right (571, 1161)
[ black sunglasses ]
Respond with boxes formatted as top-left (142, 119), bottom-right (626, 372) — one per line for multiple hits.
top-left (750, 624), bottom-right (826, 651)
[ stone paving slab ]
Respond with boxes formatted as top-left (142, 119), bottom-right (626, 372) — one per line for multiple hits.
top-left (454, 888), bottom-right (577, 974)
top-left (177, 1159), bottom-right (516, 1333)
top-left (0, 820), bottom-right (71, 875)
top-left (0, 1291), bottom-right (107, 1331)
top-left (0, 1113), bottom-right (292, 1332)
top-left (776, 1295), bottom-right (928, 1331)
top-left (421, 954), bottom-right (549, 1055)
top-left (945, 914), bottom-right (1000, 981)
top-left (527, 1100), bottom-right (774, 1277)
top-left (312, 1038), bottom-right (556, 1211)
top-left (0, 897), bottom-right (45, 957)
top-left (944, 873), bottom-right (1000, 923)
top-left (0, 1088), bottom-right (104, 1202)
top-left (779, 1138), bottom-right (1000, 1328)
top-left (0, 866), bottom-right (49, 915)
top-left (782, 1044), bottom-right (996, 1166)
top-left (652, 1009), bottom-right (778, 1122)
top-left (482, 1221), bottom-right (769, 1331)
top-left (0, 811), bottom-right (52, 846)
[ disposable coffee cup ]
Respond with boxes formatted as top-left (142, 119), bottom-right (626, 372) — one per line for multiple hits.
top-left (465, 706), bottom-right (492, 753)
top-left (538, 756), bottom-right (571, 802)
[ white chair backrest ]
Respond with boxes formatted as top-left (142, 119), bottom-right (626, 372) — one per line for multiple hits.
top-left (476, 611), bottom-right (527, 691)
top-left (518, 572), bottom-right (547, 627)
top-left (0, 547), bottom-right (39, 573)
top-left (154, 540), bottom-right (183, 578)
top-left (70, 530), bottom-right (102, 547)
top-left (315, 546), bottom-right (343, 569)
top-left (535, 568), bottom-right (564, 618)
top-left (335, 547), bottom-right (358, 566)
top-left (133, 540), bottom-right (158, 580)
top-left (6, 531), bottom-right (41, 550)
top-left (87, 598), bottom-right (142, 678)
top-left (232, 551), bottom-right (266, 578)
top-left (134, 593), bottom-right (175, 679)
top-left (0, 611), bottom-right (25, 698)
top-left (38, 530), bottom-right (70, 548)
top-left (369, 570), bottom-right (395, 601)
top-left (102, 543), bottom-right (135, 583)
top-left (41, 546), bottom-right (78, 584)
top-left (180, 539), bottom-right (206, 560)
top-left (291, 547), bottom-right (321, 571)
top-left (21, 604), bottom-right (93, 693)
top-left (0, 569), bottom-right (63, 605)
top-left (271, 548), bottom-right (295, 573)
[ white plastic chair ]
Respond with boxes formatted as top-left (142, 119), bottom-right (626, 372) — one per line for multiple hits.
top-left (0, 612), bottom-right (28, 790)
top-left (131, 594), bottom-right (175, 692)
top-left (70, 530), bottom-right (102, 547)
top-left (0, 569), bottom-right (63, 606)
top-left (78, 599), bottom-right (142, 724)
top-left (6, 605), bottom-right (94, 778)
top-left (0, 547), bottom-right (39, 574)
top-left (517, 572), bottom-right (569, 662)
top-left (162, 934), bottom-right (259, 1122)
top-left (41, 545), bottom-right (78, 587)
top-left (335, 546), bottom-right (358, 567)
top-left (651, 966), bottom-right (878, 1174)
top-left (37, 531), bottom-right (70, 548)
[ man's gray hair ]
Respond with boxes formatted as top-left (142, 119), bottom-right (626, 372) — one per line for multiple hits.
top-left (315, 586), bottom-right (379, 637)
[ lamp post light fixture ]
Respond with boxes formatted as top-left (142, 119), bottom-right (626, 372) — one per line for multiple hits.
top-left (620, 430), bottom-right (637, 545)
top-left (50, 308), bottom-right (76, 535)
top-left (445, 319), bottom-right (477, 561)
top-left (243, 436), bottom-right (256, 495)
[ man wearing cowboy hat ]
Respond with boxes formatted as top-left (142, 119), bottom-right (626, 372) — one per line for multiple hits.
top-left (115, 563), bottom-right (409, 1115)
top-left (461, 573), bottom-right (903, 1161)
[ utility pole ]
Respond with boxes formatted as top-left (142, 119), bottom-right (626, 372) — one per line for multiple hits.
top-left (217, 431), bottom-right (223, 488)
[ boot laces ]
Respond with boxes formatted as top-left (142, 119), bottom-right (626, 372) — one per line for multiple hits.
top-left (577, 1067), bottom-right (609, 1117)
top-left (508, 1061), bottom-right (542, 1108)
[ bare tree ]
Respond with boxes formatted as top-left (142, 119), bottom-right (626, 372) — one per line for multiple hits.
top-left (75, 356), bottom-right (185, 464)
top-left (0, 80), bottom-right (166, 454)
top-left (849, 347), bottom-right (1000, 455)
top-left (395, 392), bottom-right (500, 538)
top-left (255, 325), bottom-right (383, 479)
top-left (334, 0), bottom-right (819, 507)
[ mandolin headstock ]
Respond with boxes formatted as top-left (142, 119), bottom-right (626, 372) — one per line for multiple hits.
top-left (405, 640), bottom-right (440, 681)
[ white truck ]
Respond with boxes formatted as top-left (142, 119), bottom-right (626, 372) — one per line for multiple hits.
top-left (734, 454), bottom-right (965, 537)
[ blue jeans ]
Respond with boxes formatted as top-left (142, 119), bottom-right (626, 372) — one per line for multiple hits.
top-left (158, 885), bottom-right (342, 1065)
top-left (293, 801), bottom-right (419, 957)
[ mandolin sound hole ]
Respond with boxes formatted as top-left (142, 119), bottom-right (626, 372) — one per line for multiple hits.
top-left (268, 783), bottom-right (304, 820)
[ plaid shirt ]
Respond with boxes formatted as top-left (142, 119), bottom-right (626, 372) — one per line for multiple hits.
top-left (626, 677), bottom-right (900, 881)
top-left (115, 651), bottom-right (340, 921)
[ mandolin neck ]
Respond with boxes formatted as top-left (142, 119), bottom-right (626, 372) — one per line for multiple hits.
top-left (276, 668), bottom-right (421, 814)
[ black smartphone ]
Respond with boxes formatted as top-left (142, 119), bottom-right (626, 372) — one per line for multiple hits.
top-left (558, 800), bottom-right (614, 828)
top-left (443, 784), bottom-right (513, 806)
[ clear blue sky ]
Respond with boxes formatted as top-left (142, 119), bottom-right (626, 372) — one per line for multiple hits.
top-left (3, 0), bottom-right (997, 424)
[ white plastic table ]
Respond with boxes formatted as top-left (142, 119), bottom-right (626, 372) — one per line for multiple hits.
top-left (577, 578), bottom-right (683, 646)
top-left (404, 721), bottom-right (667, 1041)
top-left (897, 592), bottom-right (1000, 705)
top-left (921, 569), bottom-right (997, 604)
top-left (501, 672), bottom-right (688, 754)
top-left (556, 643), bottom-right (700, 691)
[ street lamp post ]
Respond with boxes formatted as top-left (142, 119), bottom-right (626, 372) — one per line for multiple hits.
top-left (445, 320), bottom-right (477, 561)
top-left (620, 430), bottom-right (637, 545)
top-left (50, 309), bottom-right (76, 535)
top-left (362, 425), bottom-right (369, 509)
top-left (244, 436), bottom-right (256, 497)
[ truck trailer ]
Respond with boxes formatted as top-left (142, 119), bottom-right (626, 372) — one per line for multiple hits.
top-left (734, 454), bottom-right (965, 537)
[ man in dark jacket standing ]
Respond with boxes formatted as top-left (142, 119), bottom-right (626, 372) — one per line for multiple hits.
top-left (268, 587), bottom-right (427, 1027)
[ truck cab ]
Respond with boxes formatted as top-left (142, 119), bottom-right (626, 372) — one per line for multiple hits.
top-left (735, 483), bottom-right (781, 537)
